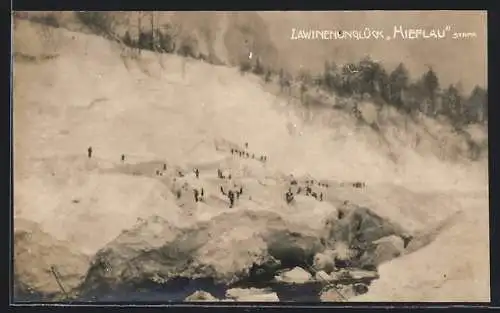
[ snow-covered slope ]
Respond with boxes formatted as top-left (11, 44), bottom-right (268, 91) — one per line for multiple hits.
top-left (13, 19), bottom-right (489, 302)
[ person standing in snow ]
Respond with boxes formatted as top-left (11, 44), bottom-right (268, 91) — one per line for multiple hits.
top-left (228, 190), bottom-right (235, 208)
top-left (285, 188), bottom-right (294, 204)
top-left (193, 189), bottom-right (199, 202)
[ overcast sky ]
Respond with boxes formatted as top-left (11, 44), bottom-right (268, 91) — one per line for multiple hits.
top-left (260, 11), bottom-right (487, 93)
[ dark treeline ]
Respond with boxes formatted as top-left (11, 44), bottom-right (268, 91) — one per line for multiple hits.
top-left (240, 53), bottom-right (487, 127)
top-left (121, 28), bottom-right (209, 62)
top-left (73, 12), bottom-right (206, 61)
top-left (26, 12), bottom-right (211, 63)
top-left (281, 57), bottom-right (487, 127)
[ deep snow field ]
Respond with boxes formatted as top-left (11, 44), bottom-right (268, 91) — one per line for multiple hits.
top-left (13, 18), bottom-right (489, 302)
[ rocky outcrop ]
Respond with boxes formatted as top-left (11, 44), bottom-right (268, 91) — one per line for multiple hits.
top-left (14, 219), bottom-right (91, 300)
top-left (75, 201), bottom-right (414, 298)
top-left (370, 235), bottom-right (405, 265)
top-left (266, 229), bottom-right (323, 269)
top-left (325, 204), bottom-right (408, 248)
top-left (79, 209), bottom-right (329, 294)
top-left (312, 249), bottom-right (336, 273)
top-left (323, 204), bottom-right (410, 269)
top-left (16, 198), bottom-right (414, 301)
top-left (79, 215), bottom-right (182, 294)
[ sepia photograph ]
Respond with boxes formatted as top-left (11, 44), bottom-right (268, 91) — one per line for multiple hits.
top-left (12, 11), bottom-right (489, 303)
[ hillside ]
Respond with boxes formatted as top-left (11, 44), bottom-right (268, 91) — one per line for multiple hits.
top-left (13, 18), bottom-right (489, 302)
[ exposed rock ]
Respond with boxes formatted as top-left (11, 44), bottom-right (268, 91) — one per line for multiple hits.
top-left (17, 199), bottom-right (409, 302)
top-left (14, 218), bottom-right (91, 300)
top-left (353, 283), bottom-right (369, 295)
top-left (226, 288), bottom-right (279, 302)
top-left (320, 204), bottom-right (410, 269)
top-left (313, 249), bottom-right (336, 273)
top-left (358, 235), bottom-right (405, 267)
top-left (274, 267), bottom-right (312, 284)
top-left (80, 210), bottom-right (327, 293)
top-left (324, 204), bottom-right (408, 248)
top-left (188, 225), bottom-right (270, 284)
top-left (247, 257), bottom-right (282, 283)
top-left (373, 235), bottom-right (405, 263)
top-left (184, 290), bottom-right (219, 301)
top-left (79, 215), bottom-right (182, 293)
top-left (331, 242), bottom-right (354, 262)
top-left (266, 230), bottom-right (323, 269)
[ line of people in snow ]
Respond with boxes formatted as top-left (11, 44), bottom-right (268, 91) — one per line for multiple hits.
top-left (88, 146), bottom-right (128, 163)
top-left (230, 142), bottom-right (267, 163)
top-left (217, 167), bottom-right (245, 208)
top-left (285, 178), bottom-right (329, 204)
top-left (87, 146), bottom-right (245, 208)
top-left (340, 181), bottom-right (366, 188)
top-left (172, 167), bottom-right (205, 202)
top-left (87, 146), bottom-right (363, 191)
top-left (170, 166), bottom-right (244, 208)
top-left (88, 146), bottom-right (363, 210)
top-left (220, 185), bottom-right (243, 208)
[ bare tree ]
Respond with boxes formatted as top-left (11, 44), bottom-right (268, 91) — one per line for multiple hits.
top-left (137, 12), bottom-right (142, 55)
top-left (298, 68), bottom-right (312, 105)
top-left (150, 12), bottom-right (155, 51)
top-left (75, 12), bottom-right (115, 39)
top-left (252, 56), bottom-right (265, 76)
top-left (279, 69), bottom-right (292, 95)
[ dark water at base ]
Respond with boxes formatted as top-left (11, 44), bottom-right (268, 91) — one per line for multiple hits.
top-left (79, 278), bottom-right (229, 302)
top-left (15, 278), bottom-right (328, 303)
top-left (80, 278), bottom-right (326, 302)
top-left (14, 272), bottom-right (375, 303)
